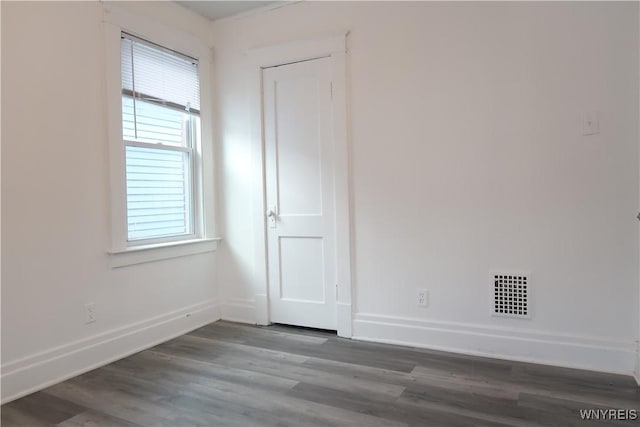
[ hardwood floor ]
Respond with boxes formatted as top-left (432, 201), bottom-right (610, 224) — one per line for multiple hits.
top-left (2, 321), bottom-right (638, 426)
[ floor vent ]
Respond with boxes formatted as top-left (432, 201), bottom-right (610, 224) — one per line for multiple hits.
top-left (493, 274), bottom-right (530, 318)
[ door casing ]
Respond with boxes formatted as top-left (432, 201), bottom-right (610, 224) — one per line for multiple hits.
top-left (247, 33), bottom-right (353, 337)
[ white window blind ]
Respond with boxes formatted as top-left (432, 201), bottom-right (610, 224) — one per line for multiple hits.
top-left (121, 33), bottom-right (201, 243)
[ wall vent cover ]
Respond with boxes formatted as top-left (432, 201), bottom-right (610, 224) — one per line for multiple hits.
top-left (493, 274), bottom-right (530, 318)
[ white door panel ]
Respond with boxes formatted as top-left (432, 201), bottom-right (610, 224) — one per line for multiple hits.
top-left (278, 237), bottom-right (325, 302)
top-left (272, 75), bottom-right (323, 216)
top-left (263, 57), bottom-right (336, 330)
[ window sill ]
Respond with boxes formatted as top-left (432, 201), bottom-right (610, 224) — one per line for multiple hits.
top-left (108, 237), bottom-right (221, 268)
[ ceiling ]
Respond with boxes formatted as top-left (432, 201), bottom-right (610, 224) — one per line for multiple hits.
top-left (176, 1), bottom-right (276, 21)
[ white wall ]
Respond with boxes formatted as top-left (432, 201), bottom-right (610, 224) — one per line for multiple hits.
top-left (1, 1), bottom-right (219, 402)
top-left (212, 2), bottom-right (639, 375)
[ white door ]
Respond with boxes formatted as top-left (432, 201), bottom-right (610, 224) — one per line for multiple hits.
top-left (263, 57), bottom-right (337, 330)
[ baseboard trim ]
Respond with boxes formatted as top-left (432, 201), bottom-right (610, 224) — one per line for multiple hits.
top-left (337, 302), bottom-right (352, 338)
top-left (220, 298), bottom-right (256, 324)
top-left (352, 313), bottom-right (636, 376)
top-left (1, 300), bottom-right (221, 404)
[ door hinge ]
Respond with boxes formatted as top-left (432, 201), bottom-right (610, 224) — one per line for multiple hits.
top-left (330, 81), bottom-right (333, 100)
top-left (335, 283), bottom-right (338, 300)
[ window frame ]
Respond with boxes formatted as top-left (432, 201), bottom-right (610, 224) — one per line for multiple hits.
top-left (104, 4), bottom-right (217, 266)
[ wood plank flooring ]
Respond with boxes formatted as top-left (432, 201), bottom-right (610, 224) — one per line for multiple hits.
top-left (2, 321), bottom-right (638, 426)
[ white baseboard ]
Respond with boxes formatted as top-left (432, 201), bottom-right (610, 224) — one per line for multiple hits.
top-left (1, 300), bottom-right (221, 404)
top-left (353, 313), bottom-right (637, 377)
top-left (220, 298), bottom-right (256, 324)
top-left (337, 302), bottom-right (352, 338)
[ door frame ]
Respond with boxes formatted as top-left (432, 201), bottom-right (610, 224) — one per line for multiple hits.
top-left (247, 33), bottom-right (353, 337)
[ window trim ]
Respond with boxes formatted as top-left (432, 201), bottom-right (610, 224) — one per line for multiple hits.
top-left (109, 237), bottom-right (221, 268)
top-left (104, 4), bottom-right (217, 266)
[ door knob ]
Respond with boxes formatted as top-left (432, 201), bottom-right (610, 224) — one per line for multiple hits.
top-left (267, 206), bottom-right (277, 228)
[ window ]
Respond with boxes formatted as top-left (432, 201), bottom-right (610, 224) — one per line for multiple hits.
top-left (104, 10), bottom-right (217, 266)
top-left (120, 33), bottom-right (201, 244)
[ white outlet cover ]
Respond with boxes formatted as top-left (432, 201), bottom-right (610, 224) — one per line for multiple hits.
top-left (417, 289), bottom-right (429, 307)
top-left (85, 303), bottom-right (96, 324)
top-left (582, 111), bottom-right (600, 135)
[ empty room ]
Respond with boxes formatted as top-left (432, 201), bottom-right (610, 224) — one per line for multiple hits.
top-left (1, 1), bottom-right (639, 425)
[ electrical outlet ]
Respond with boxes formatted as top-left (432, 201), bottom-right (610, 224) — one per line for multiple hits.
top-left (417, 289), bottom-right (428, 307)
top-left (85, 303), bottom-right (96, 324)
top-left (582, 111), bottom-right (600, 135)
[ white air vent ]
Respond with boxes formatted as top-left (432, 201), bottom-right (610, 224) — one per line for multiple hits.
top-left (493, 274), bottom-right (530, 318)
